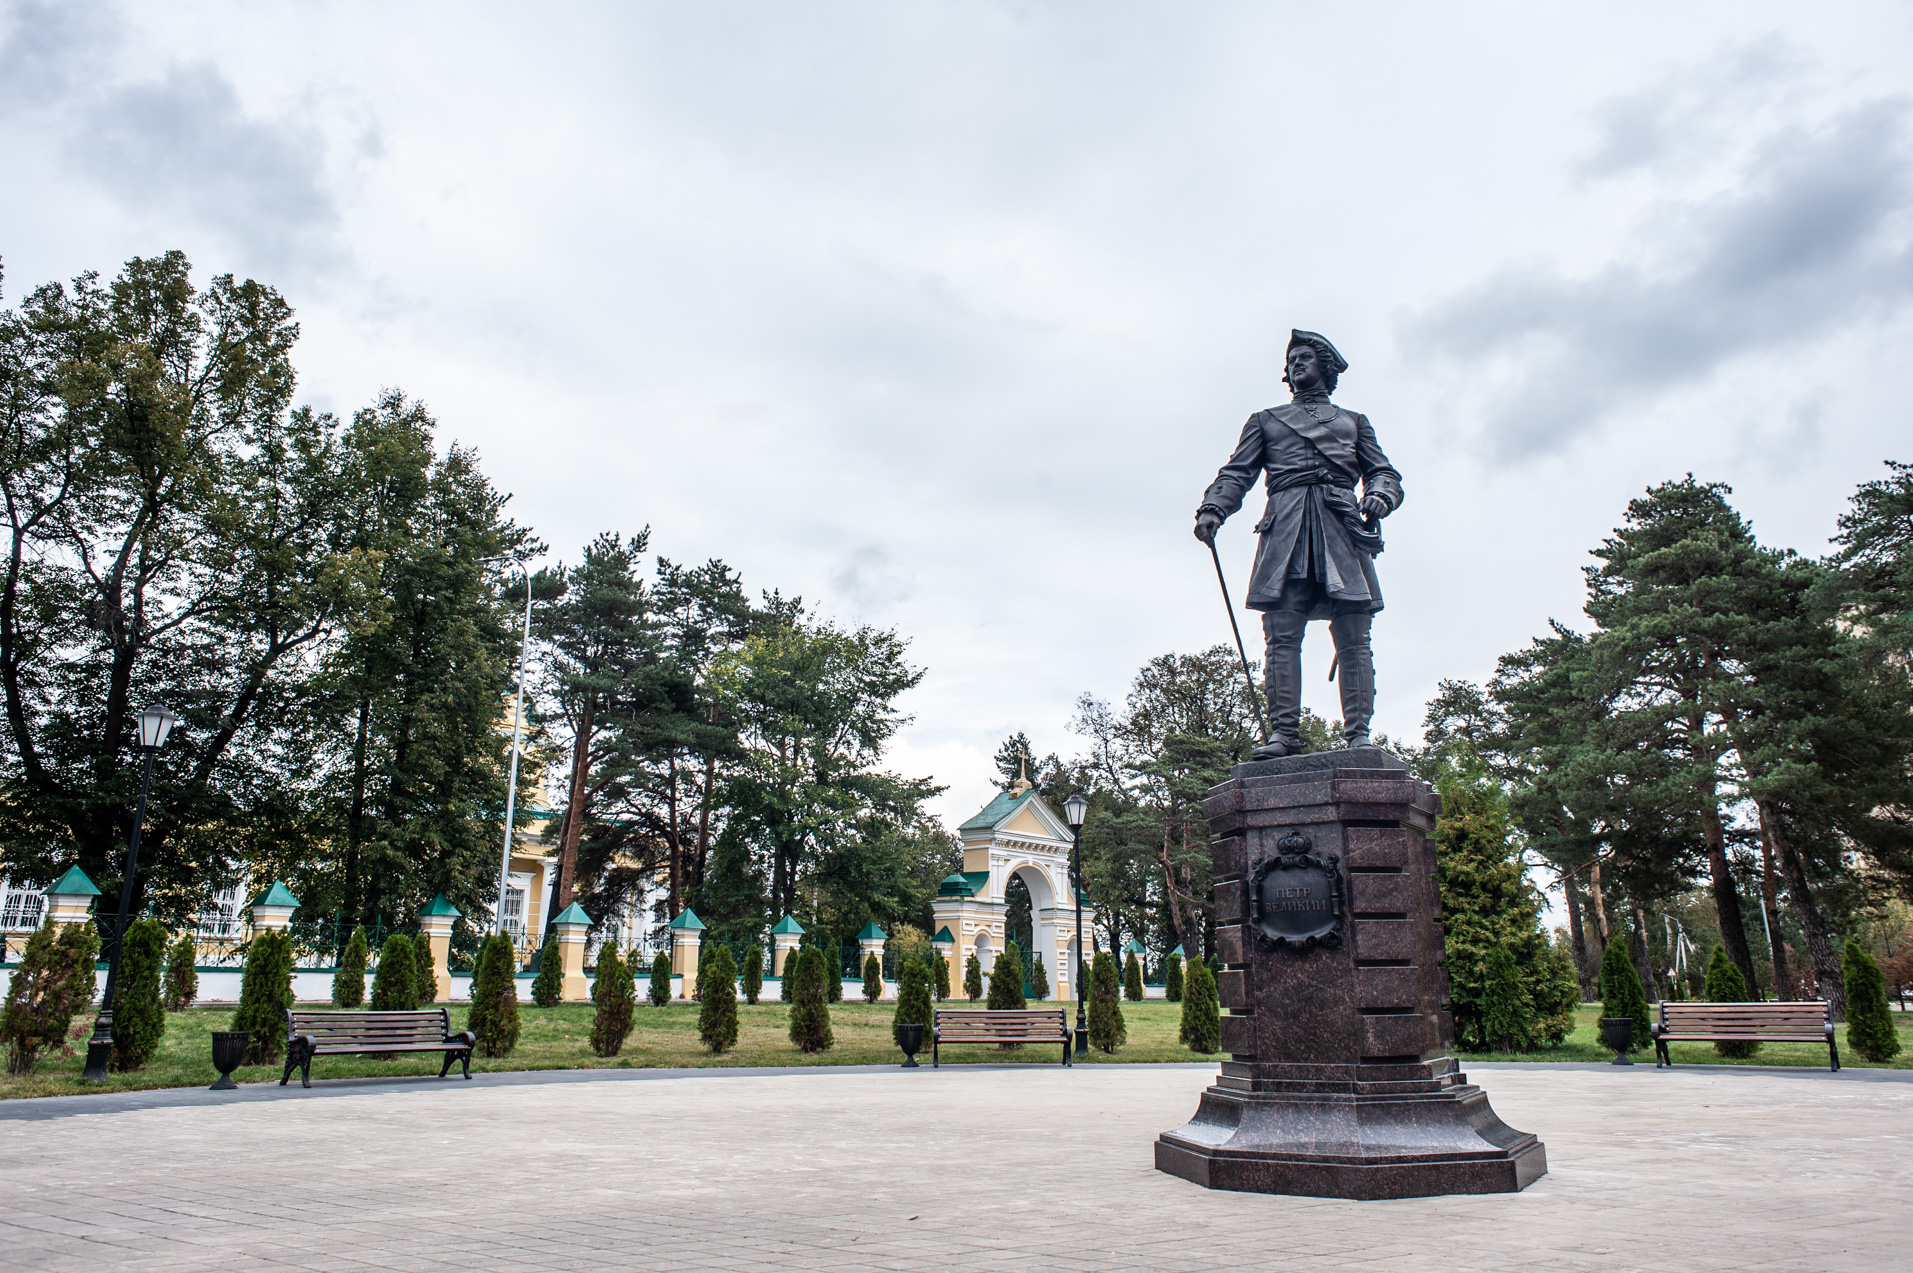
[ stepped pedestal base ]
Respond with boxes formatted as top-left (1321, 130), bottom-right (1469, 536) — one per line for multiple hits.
top-left (1155, 1059), bottom-right (1545, 1199)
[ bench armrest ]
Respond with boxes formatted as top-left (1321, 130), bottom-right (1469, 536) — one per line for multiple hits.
top-left (448, 1030), bottom-right (477, 1049)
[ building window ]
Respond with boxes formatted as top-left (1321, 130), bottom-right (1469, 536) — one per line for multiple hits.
top-left (501, 885), bottom-right (528, 937)
top-left (196, 887), bottom-right (242, 940)
top-left (0, 878), bottom-right (45, 932)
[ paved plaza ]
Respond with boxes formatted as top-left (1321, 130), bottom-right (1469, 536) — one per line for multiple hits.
top-left (2, 1061), bottom-right (1907, 1272)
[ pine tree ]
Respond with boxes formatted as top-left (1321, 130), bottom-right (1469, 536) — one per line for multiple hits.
top-left (1164, 953), bottom-right (1184, 1003)
top-left (1704, 944), bottom-right (1757, 1058)
top-left (1480, 946), bottom-right (1534, 1053)
top-left (1088, 951), bottom-right (1126, 1053)
top-left (1029, 952), bottom-right (1050, 1000)
top-left (109, 917), bottom-right (167, 1071)
top-left (370, 934), bottom-right (417, 1011)
top-left (742, 943), bottom-right (764, 1005)
top-left (788, 946), bottom-right (833, 1053)
top-left (163, 933), bottom-right (199, 1012)
top-left (893, 956), bottom-right (932, 1047)
top-left (1434, 760), bottom-right (1564, 1049)
top-left (1, 917), bottom-right (99, 1075)
top-left (1123, 952), bottom-right (1144, 1002)
top-left (412, 933), bottom-right (439, 1007)
top-left (467, 934), bottom-right (521, 1057)
top-left (232, 928), bottom-right (294, 1064)
top-left (531, 939), bottom-right (563, 1006)
top-left (589, 943), bottom-right (635, 1056)
top-left (649, 948), bottom-right (673, 1007)
top-left (1842, 941), bottom-right (1901, 1063)
top-left (1598, 937), bottom-right (1651, 1054)
top-left (963, 952), bottom-right (983, 1001)
top-left (333, 925), bottom-right (368, 1007)
top-left (989, 941), bottom-right (1026, 1010)
top-left (1181, 960), bottom-right (1220, 1054)
top-left (932, 952), bottom-right (950, 1001)
top-left (699, 944), bottom-right (739, 1054)
top-left (862, 952), bottom-right (884, 1003)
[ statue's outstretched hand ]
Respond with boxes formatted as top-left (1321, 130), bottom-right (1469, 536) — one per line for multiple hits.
top-left (1194, 509), bottom-right (1223, 544)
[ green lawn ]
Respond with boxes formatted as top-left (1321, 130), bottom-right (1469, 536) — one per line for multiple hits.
top-left (1454, 1004), bottom-right (1913, 1070)
top-left (4, 999), bottom-right (1907, 1100)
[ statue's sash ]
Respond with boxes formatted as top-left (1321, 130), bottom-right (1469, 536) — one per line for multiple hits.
top-left (1266, 403), bottom-right (1359, 481)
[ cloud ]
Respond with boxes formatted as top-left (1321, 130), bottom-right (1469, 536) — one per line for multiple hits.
top-left (0, 4), bottom-right (342, 274)
top-left (76, 64), bottom-right (339, 269)
top-left (1404, 58), bottom-right (1913, 461)
top-left (829, 545), bottom-right (918, 612)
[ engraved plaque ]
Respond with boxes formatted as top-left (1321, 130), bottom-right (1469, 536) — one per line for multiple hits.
top-left (1249, 830), bottom-right (1343, 951)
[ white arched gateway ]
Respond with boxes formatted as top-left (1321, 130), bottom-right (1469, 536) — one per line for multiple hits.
top-left (932, 771), bottom-right (1092, 1000)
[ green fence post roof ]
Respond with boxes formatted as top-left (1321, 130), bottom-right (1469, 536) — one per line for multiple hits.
top-left (47, 865), bottom-right (101, 896)
top-left (551, 901), bottom-right (592, 925)
top-left (667, 908), bottom-right (706, 931)
top-left (420, 893), bottom-right (461, 917)
top-left (932, 926), bottom-right (956, 944)
top-left (770, 914), bottom-right (806, 935)
top-left (856, 921), bottom-right (887, 941)
top-left (253, 880), bottom-right (301, 908)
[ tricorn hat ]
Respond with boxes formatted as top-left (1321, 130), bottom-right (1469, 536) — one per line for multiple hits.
top-left (1286, 329), bottom-right (1349, 375)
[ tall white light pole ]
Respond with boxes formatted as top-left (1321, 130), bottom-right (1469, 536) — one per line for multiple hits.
top-left (497, 560), bottom-right (533, 936)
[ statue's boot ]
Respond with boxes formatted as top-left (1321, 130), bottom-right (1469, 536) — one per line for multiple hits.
top-left (1250, 610), bottom-right (1307, 760)
top-left (1330, 610), bottom-right (1375, 749)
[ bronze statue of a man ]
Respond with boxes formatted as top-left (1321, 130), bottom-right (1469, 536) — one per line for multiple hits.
top-left (1195, 330), bottom-right (1402, 758)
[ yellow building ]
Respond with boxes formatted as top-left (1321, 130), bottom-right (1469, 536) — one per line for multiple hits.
top-left (932, 772), bottom-right (1092, 1000)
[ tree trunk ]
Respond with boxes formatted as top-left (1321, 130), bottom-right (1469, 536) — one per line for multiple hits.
top-left (1755, 811), bottom-right (1793, 1000)
top-left (1700, 801), bottom-right (1760, 997)
top-left (665, 750), bottom-right (682, 922)
top-left (343, 695), bottom-right (372, 925)
top-left (551, 702), bottom-right (594, 918)
top-left (1760, 800), bottom-right (1847, 1022)
top-left (1588, 860), bottom-right (1611, 945)
top-left (1562, 869), bottom-right (1596, 997)
top-left (1630, 904), bottom-right (1661, 1002)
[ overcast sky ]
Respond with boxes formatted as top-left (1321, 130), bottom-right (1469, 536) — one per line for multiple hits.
top-left (4, 2), bottom-right (1911, 839)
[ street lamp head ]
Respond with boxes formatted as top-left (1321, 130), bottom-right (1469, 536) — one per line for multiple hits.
top-left (137, 705), bottom-right (179, 751)
top-left (1063, 793), bottom-right (1089, 830)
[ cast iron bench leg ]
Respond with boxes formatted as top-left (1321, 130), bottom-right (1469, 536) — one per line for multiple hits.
top-left (280, 1047), bottom-right (296, 1087)
top-left (438, 1050), bottom-right (456, 1079)
top-left (1828, 1027), bottom-right (1840, 1072)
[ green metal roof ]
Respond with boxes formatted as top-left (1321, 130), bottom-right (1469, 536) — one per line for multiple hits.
top-left (1169, 944), bottom-right (1187, 958)
top-left (936, 871), bottom-right (991, 898)
top-left (958, 787), bottom-right (1037, 832)
top-left (253, 880), bottom-right (300, 908)
top-left (47, 866), bottom-right (100, 897)
top-left (932, 926), bottom-right (956, 944)
top-left (856, 921), bottom-right (886, 941)
top-left (420, 892), bottom-right (461, 917)
top-left (667, 908), bottom-right (706, 931)
top-left (770, 914), bottom-right (806, 935)
top-left (1124, 938), bottom-right (1147, 954)
top-left (551, 901), bottom-right (592, 925)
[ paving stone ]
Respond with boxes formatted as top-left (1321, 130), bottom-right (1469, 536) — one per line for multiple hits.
top-left (1, 1065), bottom-right (1908, 1271)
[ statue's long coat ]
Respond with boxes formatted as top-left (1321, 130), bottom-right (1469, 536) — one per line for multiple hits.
top-left (1198, 402), bottom-right (1404, 618)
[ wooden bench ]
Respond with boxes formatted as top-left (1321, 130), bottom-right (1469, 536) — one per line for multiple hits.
top-left (281, 1008), bottom-right (478, 1088)
top-left (1652, 1001), bottom-right (1839, 1070)
top-left (932, 1009), bottom-right (1071, 1067)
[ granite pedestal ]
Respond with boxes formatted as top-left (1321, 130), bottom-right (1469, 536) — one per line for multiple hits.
top-left (1155, 747), bottom-right (1546, 1200)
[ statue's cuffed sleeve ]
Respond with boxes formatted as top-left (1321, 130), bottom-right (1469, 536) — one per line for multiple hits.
top-left (1199, 414), bottom-right (1266, 520)
top-left (1353, 414), bottom-right (1403, 516)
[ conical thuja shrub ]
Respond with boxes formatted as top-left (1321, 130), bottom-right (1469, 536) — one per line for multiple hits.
top-left (1180, 959), bottom-right (1220, 1054)
top-left (467, 934), bottom-right (522, 1057)
top-left (590, 943), bottom-right (635, 1057)
top-left (1599, 937), bottom-right (1651, 1054)
top-left (1704, 944), bottom-right (1758, 1058)
top-left (699, 944), bottom-right (739, 1054)
top-left (1843, 941), bottom-right (1900, 1063)
top-left (369, 934), bottom-right (417, 1011)
top-left (333, 926), bottom-right (368, 1007)
top-left (788, 947), bottom-right (833, 1054)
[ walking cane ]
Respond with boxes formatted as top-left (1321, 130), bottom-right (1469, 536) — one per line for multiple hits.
top-left (1208, 538), bottom-right (1270, 740)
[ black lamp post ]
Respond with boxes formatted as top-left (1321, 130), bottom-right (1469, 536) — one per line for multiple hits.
top-left (1064, 792), bottom-right (1090, 1057)
top-left (82, 704), bottom-right (178, 1083)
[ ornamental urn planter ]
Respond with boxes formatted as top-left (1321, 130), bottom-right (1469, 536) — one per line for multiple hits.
top-left (1600, 1016), bottom-right (1635, 1065)
top-left (210, 1031), bottom-right (250, 1090)
top-left (897, 1022), bottom-right (925, 1067)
